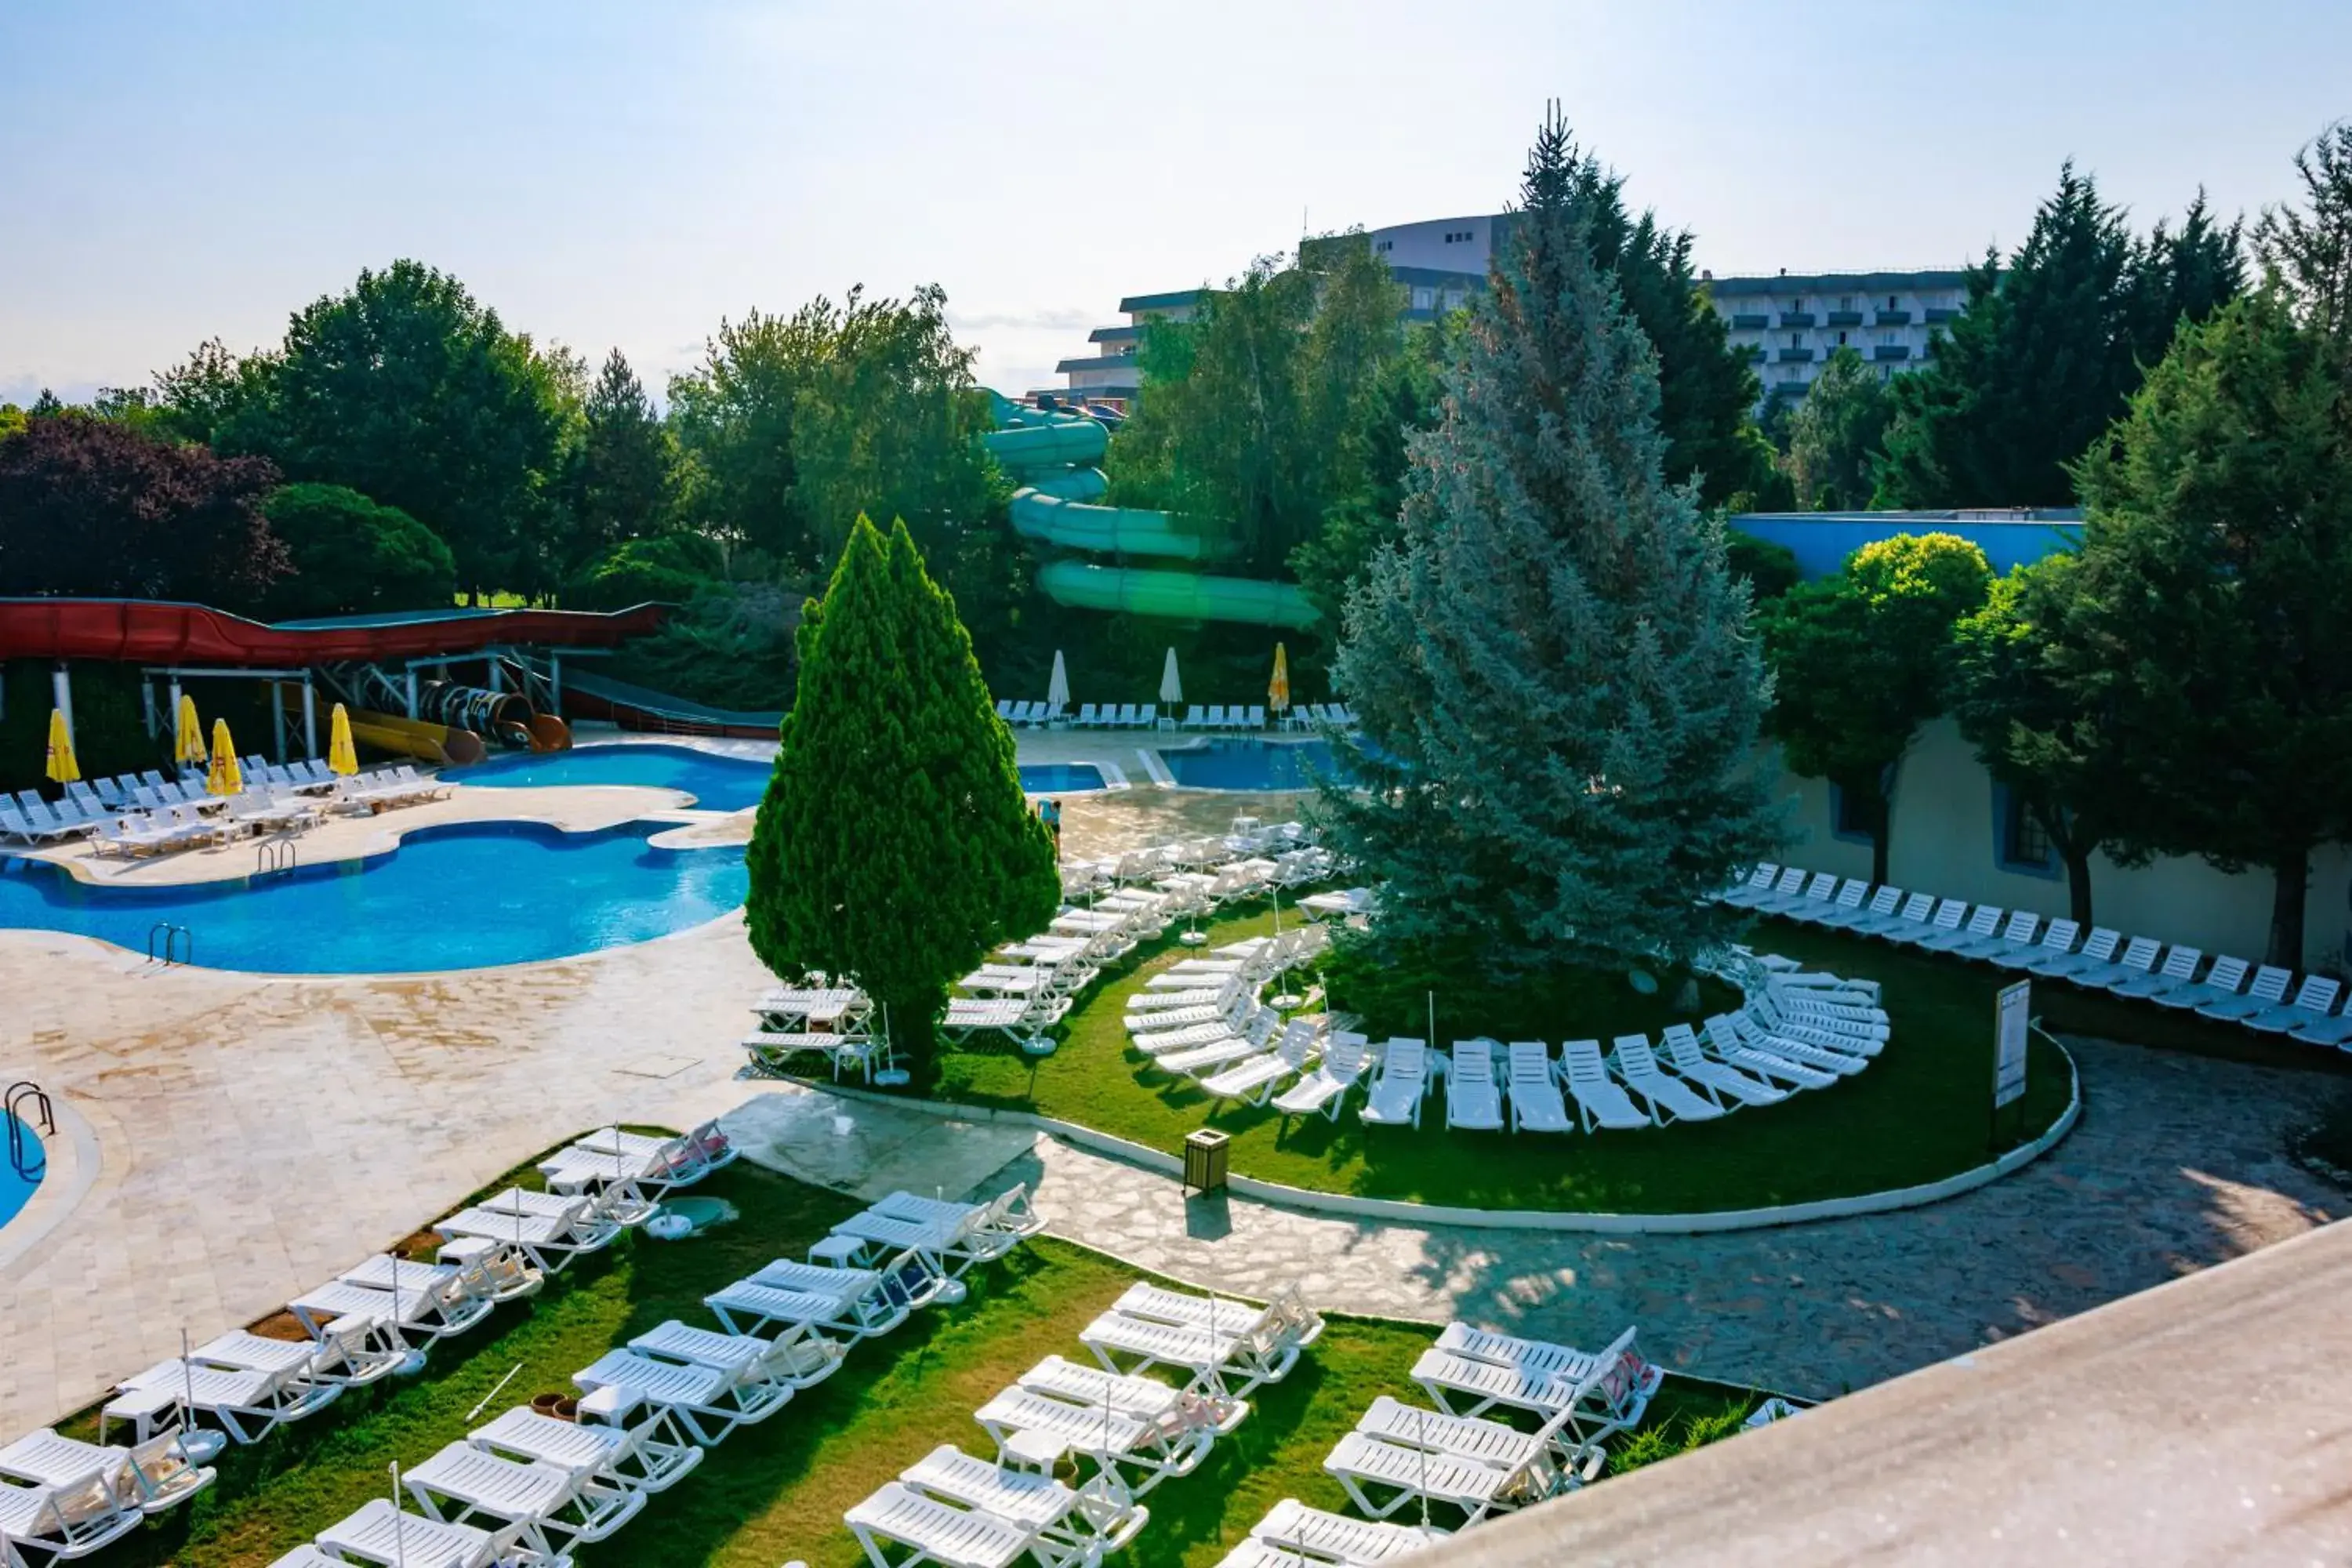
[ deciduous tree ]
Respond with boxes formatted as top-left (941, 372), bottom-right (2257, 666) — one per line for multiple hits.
top-left (1316, 111), bottom-right (1785, 975)
top-left (1783, 346), bottom-right (1893, 510)
top-left (746, 516), bottom-right (1059, 1065)
top-left (258, 482), bottom-right (455, 618)
top-left (1759, 533), bottom-right (1992, 885)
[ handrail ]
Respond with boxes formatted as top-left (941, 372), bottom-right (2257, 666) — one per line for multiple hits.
top-left (4, 1080), bottom-right (53, 1181)
top-left (256, 836), bottom-right (299, 877)
top-left (145, 921), bottom-right (193, 966)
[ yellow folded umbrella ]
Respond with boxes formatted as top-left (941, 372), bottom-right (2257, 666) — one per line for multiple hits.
top-left (44, 708), bottom-right (79, 786)
top-left (205, 718), bottom-right (242, 797)
top-left (1269, 642), bottom-right (1291, 714)
top-left (327, 703), bottom-right (358, 776)
top-left (175, 694), bottom-right (207, 767)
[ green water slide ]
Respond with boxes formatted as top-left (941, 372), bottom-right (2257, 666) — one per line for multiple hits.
top-left (979, 391), bottom-right (1319, 626)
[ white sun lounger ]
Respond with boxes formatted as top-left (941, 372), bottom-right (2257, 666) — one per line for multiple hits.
top-left (1504, 1041), bottom-right (1573, 1133)
top-left (1850, 889), bottom-right (1937, 940)
top-left (2197, 963), bottom-right (2292, 1022)
top-left (2027, 925), bottom-right (2121, 980)
top-left (901, 1443), bottom-right (1149, 1558)
top-left (435, 1203), bottom-right (608, 1278)
top-left (1558, 1039), bottom-right (1650, 1131)
top-left (1224, 1498), bottom-right (1444, 1566)
top-left (1443, 1039), bottom-right (1506, 1131)
top-left (706, 1254), bottom-right (926, 1341)
top-left (1080, 1289), bottom-right (1319, 1397)
top-left (1412, 1322), bottom-right (1659, 1443)
top-left (1327, 1398), bottom-right (1600, 1524)
top-left (1271, 1032), bottom-right (1371, 1120)
top-left (972, 1387), bottom-right (1214, 1496)
top-left (2245, 975), bottom-right (2342, 1036)
top-left (468, 1403), bottom-right (701, 1497)
top-left (0, 1427), bottom-right (216, 1518)
top-left (107, 1352), bottom-right (343, 1446)
top-left (405, 1439), bottom-right (639, 1553)
top-left (571, 1344), bottom-right (789, 1448)
top-left (2060, 931), bottom-right (2158, 990)
top-left (298, 1498), bottom-right (526, 1568)
top-left (1659, 1023), bottom-right (1785, 1109)
top-left (1919, 903), bottom-right (2005, 955)
top-left (1886, 896), bottom-right (1969, 948)
top-left (1818, 884), bottom-right (1902, 933)
top-left (2117, 946), bottom-right (2212, 1003)
top-left (846, 1479), bottom-right (1086, 1568)
top-left (1700, 1014), bottom-right (1838, 1090)
top-left (1357, 1038), bottom-right (1430, 1128)
top-left (0, 1470), bottom-right (149, 1563)
top-left (873, 1185), bottom-right (1044, 1261)
top-left (1610, 1034), bottom-right (1723, 1123)
top-left (1200, 1024), bottom-right (1322, 1105)
top-left (1991, 916), bottom-right (2079, 971)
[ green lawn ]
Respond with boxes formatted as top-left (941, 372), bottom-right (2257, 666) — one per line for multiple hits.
top-left (917, 903), bottom-right (2096, 1213)
top-left (75, 1152), bottom-right (1755, 1566)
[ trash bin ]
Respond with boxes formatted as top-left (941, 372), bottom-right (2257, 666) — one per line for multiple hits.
top-left (1182, 1128), bottom-right (1230, 1196)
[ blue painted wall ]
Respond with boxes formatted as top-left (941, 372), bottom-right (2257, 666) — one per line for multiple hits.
top-left (1730, 512), bottom-right (2083, 580)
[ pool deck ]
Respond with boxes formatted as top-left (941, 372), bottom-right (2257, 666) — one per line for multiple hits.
top-left (0, 739), bottom-right (2342, 1449)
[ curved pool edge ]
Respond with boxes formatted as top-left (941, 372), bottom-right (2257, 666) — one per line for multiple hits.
top-left (0, 1090), bottom-right (99, 1279)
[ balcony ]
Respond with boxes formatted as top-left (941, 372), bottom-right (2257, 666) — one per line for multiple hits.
top-left (1730, 313), bottom-right (1769, 331)
top-left (1825, 310), bottom-right (1863, 327)
top-left (1740, 345), bottom-right (1766, 362)
top-left (1873, 345), bottom-right (1911, 362)
top-left (1777, 347), bottom-right (1816, 364)
top-left (1876, 309), bottom-right (1912, 326)
top-left (1779, 312), bottom-right (1817, 328)
top-left (1924, 307), bottom-right (1958, 325)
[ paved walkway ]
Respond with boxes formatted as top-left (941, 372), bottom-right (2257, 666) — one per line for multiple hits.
top-left (0, 761), bottom-right (2339, 1429)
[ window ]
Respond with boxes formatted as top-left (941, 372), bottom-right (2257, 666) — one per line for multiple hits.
top-left (1888, 294), bottom-right (1900, 309)
top-left (1837, 330), bottom-right (1848, 345)
top-left (1376, 240), bottom-right (1393, 253)
top-left (1790, 332), bottom-right (1800, 347)
top-left (1829, 782), bottom-right (1875, 844)
top-left (1838, 296), bottom-right (1853, 311)
top-left (2001, 790), bottom-right (2053, 869)
top-left (1411, 286), bottom-right (1435, 310)
top-left (1443, 289), bottom-right (1465, 310)
top-left (1443, 229), bottom-right (1473, 243)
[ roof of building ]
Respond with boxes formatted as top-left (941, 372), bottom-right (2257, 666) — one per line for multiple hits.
top-left (1087, 325), bottom-right (1138, 344)
top-left (1704, 269), bottom-right (1970, 296)
top-left (1055, 353), bottom-right (1138, 374)
top-left (1117, 288), bottom-right (1207, 314)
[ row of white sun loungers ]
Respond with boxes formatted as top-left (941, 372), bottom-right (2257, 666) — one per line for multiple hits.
top-left (0, 1123), bottom-right (733, 1568)
top-left (1728, 862), bottom-right (2352, 1048)
top-left (0, 764), bottom-right (446, 853)
top-left (265, 1181), bottom-right (1040, 1568)
top-left (997, 702), bottom-right (1360, 731)
top-left (848, 1281), bottom-right (1322, 1568)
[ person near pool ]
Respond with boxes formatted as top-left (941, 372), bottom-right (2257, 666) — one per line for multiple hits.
top-left (1040, 797), bottom-right (1062, 850)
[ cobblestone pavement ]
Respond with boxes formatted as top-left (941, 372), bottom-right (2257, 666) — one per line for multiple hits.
top-left (1009, 1036), bottom-right (2341, 1399)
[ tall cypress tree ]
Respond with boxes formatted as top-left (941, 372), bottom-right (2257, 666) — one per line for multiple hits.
top-left (746, 515), bottom-right (1059, 1063)
top-left (1317, 110), bottom-right (1785, 975)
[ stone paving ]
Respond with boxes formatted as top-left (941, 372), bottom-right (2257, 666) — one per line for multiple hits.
top-left (0, 746), bottom-right (2339, 1433)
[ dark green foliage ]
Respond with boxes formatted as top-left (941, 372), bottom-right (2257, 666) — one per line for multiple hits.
top-left (604, 582), bottom-right (801, 714)
top-left (1950, 554), bottom-right (2118, 923)
top-left (2034, 289), bottom-right (2352, 964)
top-left (1759, 533), bottom-right (1993, 884)
top-left (223, 260), bottom-right (572, 597)
top-left (1319, 110), bottom-right (1785, 975)
top-left (559, 348), bottom-right (681, 575)
top-left (746, 517), bottom-right (1060, 1062)
top-left (1322, 929), bottom-right (1739, 1044)
top-left (1288, 322), bottom-right (1449, 632)
top-left (0, 412), bottom-right (287, 610)
top-left (1877, 165), bottom-right (2244, 508)
top-left (564, 533), bottom-right (727, 612)
top-left (1724, 532), bottom-right (1802, 604)
top-left (1108, 235), bottom-right (1407, 574)
top-left (1783, 346), bottom-right (1893, 510)
top-left (2258, 120), bottom-right (2352, 356)
top-left (258, 483), bottom-right (455, 618)
top-left (0, 662), bottom-right (161, 795)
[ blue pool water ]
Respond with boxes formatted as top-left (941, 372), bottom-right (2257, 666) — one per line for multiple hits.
top-left (2, 1115), bottom-right (42, 1229)
top-left (0, 822), bottom-right (748, 973)
top-left (456, 745), bottom-right (774, 811)
top-left (1018, 763), bottom-right (1109, 794)
top-left (1157, 739), bottom-right (1345, 791)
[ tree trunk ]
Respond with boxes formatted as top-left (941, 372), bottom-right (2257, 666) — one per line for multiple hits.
top-left (2268, 848), bottom-right (2311, 970)
top-left (1867, 789), bottom-right (1891, 887)
top-left (2062, 841), bottom-right (2095, 926)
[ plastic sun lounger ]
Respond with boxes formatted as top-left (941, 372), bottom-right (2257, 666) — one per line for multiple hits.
top-left (1918, 904), bottom-right (2005, 955)
top-left (106, 1356), bottom-right (342, 1446)
top-left (1887, 897), bottom-right (1969, 948)
top-left (1357, 1038), bottom-right (1429, 1127)
top-left (1501, 1042), bottom-right (1573, 1133)
top-left (1659, 1023), bottom-right (1786, 1109)
top-left (1324, 1410), bottom-right (1592, 1527)
top-left (2113, 945), bottom-right (2209, 1002)
top-left (1200, 1027), bottom-right (1320, 1105)
top-left (0, 1472), bottom-right (149, 1562)
top-left (1818, 884), bottom-right (1903, 933)
top-left (1731, 1012), bottom-right (1869, 1075)
top-left (405, 1439), bottom-right (638, 1554)
top-left (846, 1479), bottom-right (1091, 1568)
top-left (1951, 909), bottom-right (2043, 963)
top-left (572, 1345), bottom-right (789, 1448)
top-left (1272, 1032), bottom-right (1371, 1120)
top-left (2076, 935), bottom-right (2165, 993)
top-left (1701, 1016), bottom-right (1838, 1091)
top-left (973, 1386), bottom-right (1214, 1496)
top-left (1558, 1039), bottom-right (1651, 1131)
top-left (301, 1497), bottom-right (524, 1568)
top-left (1228, 1499), bottom-right (1445, 1566)
top-left (1020, 1352), bottom-right (1246, 1439)
top-left (2245, 975), bottom-right (2343, 1036)
top-left (2028, 925), bottom-right (2122, 980)
top-left (1715, 865), bottom-right (1780, 906)
top-left (468, 1403), bottom-right (702, 1497)
top-left (1328, 1398), bottom-right (1601, 1523)
top-left (1445, 1039), bottom-right (1507, 1131)
top-left (1610, 1034), bottom-right (1724, 1123)
top-left (1992, 917), bottom-right (2081, 971)
top-left (1411, 1323), bottom-right (1660, 1443)
top-left (0, 1426), bottom-right (216, 1517)
top-left (1079, 1291), bottom-right (1315, 1398)
top-left (901, 1443), bottom-right (1149, 1558)
top-left (874, 1185), bottom-right (1044, 1258)
top-left (2197, 963), bottom-right (2293, 1022)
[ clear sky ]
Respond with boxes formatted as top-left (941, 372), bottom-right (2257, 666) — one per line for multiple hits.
top-left (3, 1), bottom-right (2345, 408)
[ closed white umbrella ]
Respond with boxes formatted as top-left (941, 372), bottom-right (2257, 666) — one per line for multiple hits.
top-left (1047, 649), bottom-right (1070, 711)
top-left (1159, 648), bottom-right (1182, 708)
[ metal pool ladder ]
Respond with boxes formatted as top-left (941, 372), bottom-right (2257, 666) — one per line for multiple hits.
top-left (146, 922), bottom-right (193, 967)
top-left (256, 836), bottom-right (299, 877)
top-left (5, 1080), bottom-right (53, 1181)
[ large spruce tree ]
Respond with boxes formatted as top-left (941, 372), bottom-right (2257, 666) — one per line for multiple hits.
top-left (1316, 110), bottom-right (1785, 975)
top-left (746, 515), bottom-right (1060, 1063)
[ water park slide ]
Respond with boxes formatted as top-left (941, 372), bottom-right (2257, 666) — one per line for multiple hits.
top-left (346, 709), bottom-right (488, 767)
top-left (978, 394), bottom-right (1319, 626)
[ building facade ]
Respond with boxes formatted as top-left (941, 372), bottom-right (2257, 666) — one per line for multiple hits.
top-left (1704, 270), bottom-right (1970, 402)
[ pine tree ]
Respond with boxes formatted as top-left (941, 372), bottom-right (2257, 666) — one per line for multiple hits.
top-left (566, 348), bottom-right (679, 572)
top-left (1316, 109), bottom-right (1786, 975)
top-left (746, 516), bottom-right (1060, 1064)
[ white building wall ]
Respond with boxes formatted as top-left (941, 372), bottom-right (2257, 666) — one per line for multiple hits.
top-left (1368, 216), bottom-right (1497, 274)
top-left (1774, 718), bottom-right (2352, 971)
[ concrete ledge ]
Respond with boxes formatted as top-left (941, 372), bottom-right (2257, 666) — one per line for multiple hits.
top-left (769, 1040), bottom-right (2080, 1236)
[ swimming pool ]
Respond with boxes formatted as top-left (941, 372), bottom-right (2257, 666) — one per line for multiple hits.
top-left (2, 1114), bottom-right (42, 1229)
top-left (0, 822), bottom-right (748, 973)
top-left (456, 745), bottom-right (774, 811)
top-left (1156, 739), bottom-right (1347, 791)
top-left (1019, 762), bottom-right (1109, 794)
